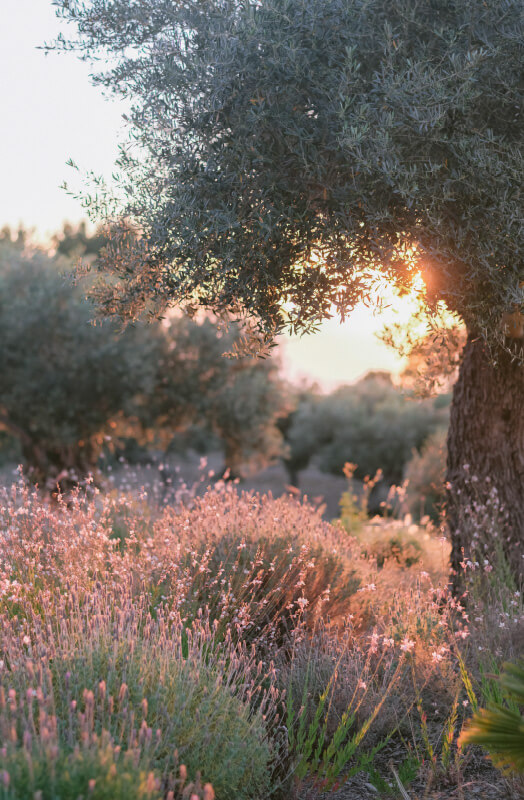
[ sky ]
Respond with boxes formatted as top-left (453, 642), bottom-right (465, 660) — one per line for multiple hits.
top-left (1, 0), bottom-right (408, 389)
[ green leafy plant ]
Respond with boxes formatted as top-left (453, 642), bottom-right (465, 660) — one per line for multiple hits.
top-left (0, 586), bottom-right (278, 800)
top-left (0, 741), bottom-right (163, 800)
top-left (282, 376), bottom-right (447, 488)
top-left (286, 669), bottom-right (392, 790)
top-left (459, 660), bottom-right (524, 774)
top-left (285, 633), bottom-right (407, 789)
top-left (368, 755), bottom-right (420, 797)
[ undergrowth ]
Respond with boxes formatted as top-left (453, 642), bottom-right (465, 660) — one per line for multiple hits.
top-left (0, 473), bottom-right (522, 798)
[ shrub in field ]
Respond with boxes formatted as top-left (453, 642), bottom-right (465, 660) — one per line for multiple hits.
top-left (340, 507), bottom-right (423, 570)
top-left (339, 470), bottom-right (423, 570)
top-left (360, 526), bottom-right (423, 570)
top-left (142, 487), bottom-right (361, 640)
top-left (0, 737), bottom-right (163, 800)
top-left (0, 480), bottom-right (369, 793)
top-left (0, 479), bottom-right (362, 646)
top-left (0, 584), bottom-right (279, 800)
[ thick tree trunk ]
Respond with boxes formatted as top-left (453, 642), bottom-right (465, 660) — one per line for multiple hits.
top-left (284, 461), bottom-right (300, 488)
top-left (446, 333), bottom-right (524, 590)
top-left (222, 440), bottom-right (243, 481)
top-left (20, 440), bottom-right (99, 496)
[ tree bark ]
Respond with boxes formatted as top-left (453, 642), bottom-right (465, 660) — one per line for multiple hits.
top-left (222, 440), bottom-right (243, 481)
top-left (19, 438), bottom-right (99, 496)
top-left (446, 333), bottom-right (524, 590)
top-left (283, 461), bottom-right (300, 488)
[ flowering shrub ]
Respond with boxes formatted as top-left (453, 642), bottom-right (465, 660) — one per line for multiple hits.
top-left (0, 474), bottom-right (521, 797)
top-left (0, 583), bottom-right (278, 800)
top-left (0, 735), bottom-right (163, 800)
top-left (0, 479), bottom-right (361, 646)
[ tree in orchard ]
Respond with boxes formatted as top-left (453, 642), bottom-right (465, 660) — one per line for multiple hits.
top-left (52, 221), bottom-right (109, 261)
top-left (150, 315), bottom-right (288, 478)
top-left (53, 0), bottom-right (524, 583)
top-left (0, 241), bottom-right (286, 487)
top-left (278, 374), bottom-right (447, 487)
top-left (315, 373), bottom-right (447, 485)
top-left (0, 241), bottom-right (156, 493)
top-left (277, 387), bottom-right (324, 487)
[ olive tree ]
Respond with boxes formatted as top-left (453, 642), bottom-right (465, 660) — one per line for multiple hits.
top-left (151, 315), bottom-right (288, 477)
top-left (280, 374), bottom-right (447, 486)
top-left (316, 374), bottom-right (447, 483)
top-left (52, 0), bottom-right (524, 581)
top-left (0, 242), bottom-right (155, 491)
top-left (277, 387), bottom-right (325, 486)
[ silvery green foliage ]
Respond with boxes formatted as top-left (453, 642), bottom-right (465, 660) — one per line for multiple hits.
top-left (52, 0), bottom-right (523, 340)
top-left (0, 241), bottom-right (156, 486)
top-left (281, 373), bottom-right (448, 484)
top-left (151, 314), bottom-right (288, 474)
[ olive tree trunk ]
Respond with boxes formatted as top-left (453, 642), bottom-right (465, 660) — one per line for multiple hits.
top-left (20, 439), bottom-right (100, 496)
top-left (446, 333), bottom-right (524, 590)
top-left (222, 440), bottom-right (244, 481)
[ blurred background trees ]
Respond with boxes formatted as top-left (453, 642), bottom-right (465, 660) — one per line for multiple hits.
top-left (0, 237), bottom-right (289, 490)
top-left (0, 238), bottom-right (155, 492)
top-left (279, 373), bottom-right (449, 507)
top-left (314, 373), bottom-right (446, 484)
top-left (52, 221), bottom-right (109, 261)
top-left (0, 227), bottom-right (450, 512)
top-left (143, 314), bottom-right (289, 479)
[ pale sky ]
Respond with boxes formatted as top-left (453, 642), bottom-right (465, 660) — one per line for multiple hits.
top-left (1, 0), bottom-right (407, 389)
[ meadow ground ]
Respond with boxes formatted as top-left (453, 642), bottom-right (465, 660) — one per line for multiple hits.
top-left (0, 462), bottom-right (522, 800)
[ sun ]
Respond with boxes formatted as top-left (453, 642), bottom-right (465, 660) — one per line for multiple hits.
top-left (281, 270), bottom-right (461, 391)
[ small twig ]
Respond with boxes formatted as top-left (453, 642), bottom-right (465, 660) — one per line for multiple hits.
top-left (389, 761), bottom-right (412, 800)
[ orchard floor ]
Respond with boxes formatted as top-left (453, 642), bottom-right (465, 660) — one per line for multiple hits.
top-left (304, 778), bottom-right (520, 799)
top-left (0, 450), bottom-right (349, 518)
top-left (300, 749), bottom-right (523, 799)
top-left (309, 774), bottom-right (523, 799)
top-left (108, 449), bottom-right (351, 519)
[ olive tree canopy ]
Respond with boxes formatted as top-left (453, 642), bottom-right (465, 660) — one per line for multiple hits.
top-left (52, 0), bottom-right (523, 340)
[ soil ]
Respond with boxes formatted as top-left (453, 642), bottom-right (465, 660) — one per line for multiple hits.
top-left (298, 761), bottom-right (524, 800)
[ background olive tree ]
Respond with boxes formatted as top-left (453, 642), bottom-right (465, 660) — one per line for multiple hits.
top-left (147, 314), bottom-right (289, 478)
top-left (0, 240), bottom-right (155, 491)
top-left (0, 240), bottom-right (288, 489)
top-left (279, 373), bottom-right (448, 493)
